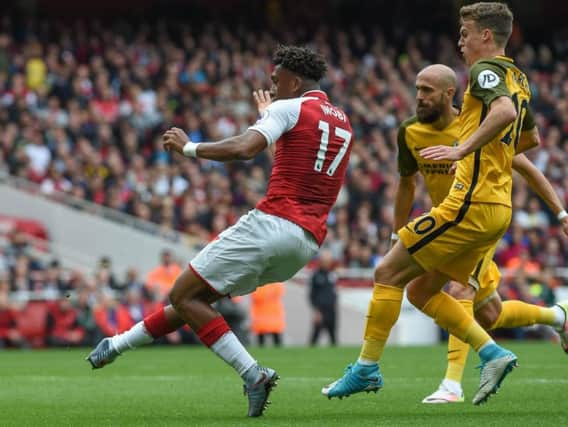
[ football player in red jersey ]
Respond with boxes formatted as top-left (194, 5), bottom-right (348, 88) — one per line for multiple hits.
top-left (86, 45), bottom-right (353, 417)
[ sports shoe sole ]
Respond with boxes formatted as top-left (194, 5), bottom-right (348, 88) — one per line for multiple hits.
top-left (323, 382), bottom-right (381, 399)
top-left (86, 356), bottom-right (99, 369)
top-left (422, 396), bottom-right (464, 404)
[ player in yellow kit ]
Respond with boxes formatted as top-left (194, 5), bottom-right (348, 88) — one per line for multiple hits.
top-left (322, 2), bottom-right (545, 405)
top-left (393, 64), bottom-right (568, 404)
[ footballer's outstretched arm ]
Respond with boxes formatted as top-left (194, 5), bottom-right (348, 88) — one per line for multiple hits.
top-left (513, 153), bottom-right (566, 220)
top-left (164, 94), bottom-right (292, 161)
top-left (515, 127), bottom-right (540, 154)
top-left (164, 128), bottom-right (268, 161)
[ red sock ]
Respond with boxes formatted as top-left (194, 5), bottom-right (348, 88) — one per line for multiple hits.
top-left (143, 307), bottom-right (177, 338)
top-left (197, 316), bottom-right (230, 347)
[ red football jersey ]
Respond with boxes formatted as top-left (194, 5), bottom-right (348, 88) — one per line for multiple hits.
top-left (249, 90), bottom-right (353, 245)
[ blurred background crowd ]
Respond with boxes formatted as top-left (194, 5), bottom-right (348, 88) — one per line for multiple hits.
top-left (1, 0), bottom-right (567, 348)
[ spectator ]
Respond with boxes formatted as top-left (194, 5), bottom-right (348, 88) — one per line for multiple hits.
top-left (23, 130), bottom-right (51, 182)
top-left (4, 230), bottom-right (32, 263)
top-left (122, 267), bottom-right (145, 293)
top-left (10, 255), bottom-right (32, 297)
top-left (515, 197), bottom-right (551, 230)
top-left (505, 248), bottom-right (542, 280)
top-left (309, 250), bottom-right (338, 346)
top-left (93, 290), bottom-right (124, 337)
top-left (96, 256), bottom-right (120, 292)
top-left (116, 287), bottom-right (158, 332)
top-left (250, 283), bottom-right (286, 347)
top-left (74, 288), bottom-right (100, 347)
top-left (46, 298), bottom-right (85, 347)
top-left (44, 260), bottom-right (69, 296)
top-left (145, 249), bottom-right (182, 301)
top-left (0, 290), bottom-right (28, 348)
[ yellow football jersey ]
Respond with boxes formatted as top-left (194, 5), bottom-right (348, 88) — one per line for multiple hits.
top-left (449, 56), bottom-right (533, 207)
top-left (397, 116), bottom-right (461, 206)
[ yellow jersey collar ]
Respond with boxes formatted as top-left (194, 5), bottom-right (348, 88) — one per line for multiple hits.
top-left (495, 55), bottom-right (514, 63)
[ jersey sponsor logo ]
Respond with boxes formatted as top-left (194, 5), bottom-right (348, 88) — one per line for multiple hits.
top-left (419, 162), bottom-right (453, 175)
top-left (454, 182), bottom-right (465, 190)
top-left (478, 70), bottom-right (500, 89)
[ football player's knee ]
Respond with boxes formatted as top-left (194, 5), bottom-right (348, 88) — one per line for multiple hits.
top-left (168, 287), bottom-right (182, 310)
top-left (169, 277), bottom-right (189, 309)
top-left (446, 281), bottom-right (475, 300)
top-left (475, 306), bottom-right (498, 330)
top-left (406, 283), bottom-right (428, 309)
top-left (405, 285), bottom-right (420, 306)
top-left (373, 265), bottom-right (388, 283)
top-left (374, 264), bottom-right (402, 286)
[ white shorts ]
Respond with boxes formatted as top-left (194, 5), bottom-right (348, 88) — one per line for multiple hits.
top-left (189, 209), bottom-right (319, 296)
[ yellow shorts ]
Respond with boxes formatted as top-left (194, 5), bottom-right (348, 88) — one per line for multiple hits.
top-left (399, 196), bottom-right (511, 285)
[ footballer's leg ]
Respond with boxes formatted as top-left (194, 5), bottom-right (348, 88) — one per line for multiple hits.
top-left (421, 256), bottom-right (500, 403)
top-left (423, 260), bottom-right (566, 405)
top-left (484, 295), bottom-right (564, 331)
top-left (169, 268), bottom-right (278, 417)
top-left (406, 202), bottom-right (520, 405)
top-left (86, 304), bottom-right (185, 369)
top-left (475, 259), bottom-right (566, 345)
top-left (473, 261), bottom-right (559, 331)
top-left (407, 277), bottom-right (517, 406)
top-left (422, 281), bottom-right (475, 404)
top-left (322, 241), bottom-right (424, 398)
top-left (479, 294), bottom-right (568, 352)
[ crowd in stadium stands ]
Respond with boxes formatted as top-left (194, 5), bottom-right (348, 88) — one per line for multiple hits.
top-left (0, 18), bottom-right (567, 347)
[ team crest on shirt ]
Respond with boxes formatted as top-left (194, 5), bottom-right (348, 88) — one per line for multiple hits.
top-left (478, 70), bottom-right (500, 89)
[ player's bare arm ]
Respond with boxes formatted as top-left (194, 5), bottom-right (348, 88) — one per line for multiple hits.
top-left (393, 175), bottom-right (416, 237)
top-left (515, 127), bottom-right (540, 154)
top-left (512, 153), bottom-right (568, 235)
top-left (163, 127), bottom-right (267, 161)
top-left (420, 96), bottom-right (516, 161)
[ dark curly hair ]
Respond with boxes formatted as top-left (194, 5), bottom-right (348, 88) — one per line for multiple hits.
top-left (273, 45), bottom-right (328, 82)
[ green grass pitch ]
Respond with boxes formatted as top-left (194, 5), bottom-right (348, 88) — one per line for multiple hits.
top-left (1, 342), bottom-right (567, 426)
